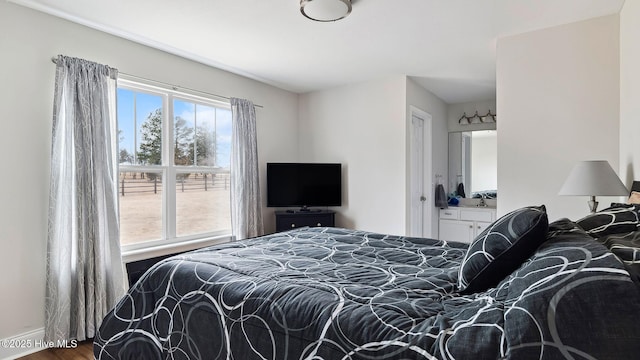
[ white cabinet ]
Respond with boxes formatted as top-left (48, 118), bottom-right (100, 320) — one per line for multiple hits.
top-left (438, 207), bottom-right (496, 244)
top-left (439, 219), bottom-right (475, 243)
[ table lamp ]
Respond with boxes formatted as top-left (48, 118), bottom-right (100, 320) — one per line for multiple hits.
top-left (559, 160), bottom-right (629, 213)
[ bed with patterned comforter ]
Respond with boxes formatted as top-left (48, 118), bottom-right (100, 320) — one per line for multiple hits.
top-left (94, 208), bottom-right (640, 359)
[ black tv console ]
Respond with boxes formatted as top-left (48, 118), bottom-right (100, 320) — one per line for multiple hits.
top-left (275, 210), bottom-right (335, 232)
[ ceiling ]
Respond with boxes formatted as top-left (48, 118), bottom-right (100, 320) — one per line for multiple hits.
top-left (14, 0), bottom-right (625, 104)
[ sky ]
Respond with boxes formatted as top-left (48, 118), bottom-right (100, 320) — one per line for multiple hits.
top-left (117, 88), bottom-right (232, 168)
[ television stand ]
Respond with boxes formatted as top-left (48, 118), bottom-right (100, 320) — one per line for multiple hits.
top-left (296, 206), bottom-right (324, 212)
top-left (275, 210), bottom-right (335, 232)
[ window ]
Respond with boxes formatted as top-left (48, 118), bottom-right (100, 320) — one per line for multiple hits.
top-left (116, 80), bottom-right (232, 249)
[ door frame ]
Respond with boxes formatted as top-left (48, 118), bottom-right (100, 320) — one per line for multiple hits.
top-left (408, 106), bottom-right (433, 238)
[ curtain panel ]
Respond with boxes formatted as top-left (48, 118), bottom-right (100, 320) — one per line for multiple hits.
top-left (45, 55), bottom-right (125, 342)
top-left (230, 98), bottom-right (264, 240)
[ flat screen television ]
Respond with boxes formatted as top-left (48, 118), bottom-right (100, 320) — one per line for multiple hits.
top-left (267, 163), bottom-right (342, 209)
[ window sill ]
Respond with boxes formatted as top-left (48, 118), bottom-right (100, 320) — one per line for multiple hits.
top-left (121, 233), bottom-right (234, 264)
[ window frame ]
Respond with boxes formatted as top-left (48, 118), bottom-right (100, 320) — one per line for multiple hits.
top-left (116, 78), bottom-right (233, 255)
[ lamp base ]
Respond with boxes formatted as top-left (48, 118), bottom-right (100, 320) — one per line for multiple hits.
top-left (588, 196), bottom-right (598, 213)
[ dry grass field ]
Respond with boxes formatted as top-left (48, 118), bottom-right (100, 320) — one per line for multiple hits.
top-left (119, 173), bottom-right (231, 245)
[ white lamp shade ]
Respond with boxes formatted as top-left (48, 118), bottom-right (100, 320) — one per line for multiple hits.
top-left (559, 160), bottom-right (629, 196)
top-left (300, 0), bottom-right (352, 22)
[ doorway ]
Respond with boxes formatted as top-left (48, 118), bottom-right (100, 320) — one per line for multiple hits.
top-left (409, 106), bottom-right (432, 238)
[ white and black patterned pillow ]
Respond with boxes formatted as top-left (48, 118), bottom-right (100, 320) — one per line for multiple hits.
top-left (458, 205), bottom-right (549, 294)
top-left (576, 206), bottom-right (639, 238)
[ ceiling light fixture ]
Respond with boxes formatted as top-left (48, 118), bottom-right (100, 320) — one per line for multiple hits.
top-left (300, 0), bottom-right (352, 22)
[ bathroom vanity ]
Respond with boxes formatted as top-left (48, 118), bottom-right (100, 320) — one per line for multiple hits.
top-left (439, 206), bottom-right (497, 244)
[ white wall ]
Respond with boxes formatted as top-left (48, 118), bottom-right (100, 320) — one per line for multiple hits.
top-left (297, 77), bottom-right (408, 234)
top-left (497, 15), bottom-right (621, 221)
top-left (0, 1), bottom-right (298, 344)
top-left (620, 1), bottom-right (640, 185)
top-left (297, 76), bottom-right (448, 236)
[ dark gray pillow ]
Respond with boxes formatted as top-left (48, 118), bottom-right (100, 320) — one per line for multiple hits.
top-left (576, 206), bottom-right (639, 238)
top-left (458, 205), bottom-right (549, 294)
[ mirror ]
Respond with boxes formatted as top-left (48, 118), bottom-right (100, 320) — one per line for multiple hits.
top-left (448, 130), bottom-right (497, 199)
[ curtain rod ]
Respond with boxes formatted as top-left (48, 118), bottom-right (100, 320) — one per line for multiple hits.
top-left (51, 57), bottom-right (263, 108)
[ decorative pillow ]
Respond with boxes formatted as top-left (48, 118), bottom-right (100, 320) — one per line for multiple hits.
top-left (628, 191), bottom-right (640, 204)
top-left (458, 205), bottom-right (549, 294)
top-left (576, 206), bottom-right (639, 237)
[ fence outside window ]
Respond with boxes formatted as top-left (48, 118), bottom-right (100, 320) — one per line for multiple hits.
top-left (119, 172), bottom-right (230, 196)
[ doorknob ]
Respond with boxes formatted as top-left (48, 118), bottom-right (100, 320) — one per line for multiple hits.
top-left (420, 196), bottom-right (426, 202)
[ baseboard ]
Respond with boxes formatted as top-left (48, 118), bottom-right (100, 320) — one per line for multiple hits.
top-left (0, 328), bottom-right (46, 360)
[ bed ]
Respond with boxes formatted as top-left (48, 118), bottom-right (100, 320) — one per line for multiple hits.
top-left (94, 205), bottom-right (640, 359)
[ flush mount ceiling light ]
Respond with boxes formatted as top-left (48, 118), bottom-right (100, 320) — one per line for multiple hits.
top-left (300, 0), bottom-right (352, 22)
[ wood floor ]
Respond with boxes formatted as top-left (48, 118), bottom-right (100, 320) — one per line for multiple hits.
top-left (16, 340), bottom-right (93, 360)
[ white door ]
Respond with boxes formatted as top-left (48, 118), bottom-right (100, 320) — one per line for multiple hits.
top-left (409, 107), bottom-right (432, 238)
